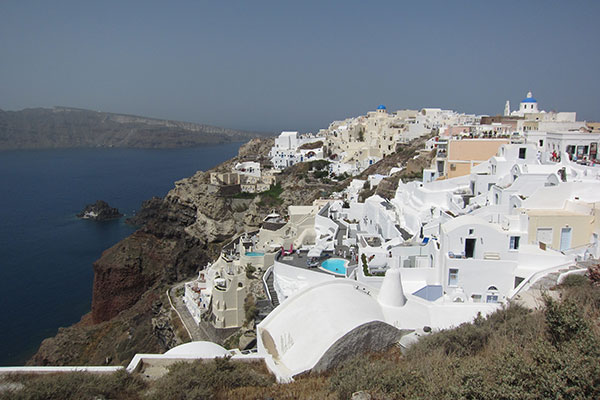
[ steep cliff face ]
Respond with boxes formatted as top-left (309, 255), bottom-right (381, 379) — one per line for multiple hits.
top-left (91, 232), bottom-right (176, 323)
top-left (29, 136), bottom-right (373, 366)
top-left (28, 133), bottom-right (431, 366)
top-left (29, 138), bottom-right (275, 365)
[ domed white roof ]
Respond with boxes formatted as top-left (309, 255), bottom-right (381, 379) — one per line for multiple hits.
top-left (165, 341), bottom-right (230, 358)
top-left (258, 280), bottom-right (386, 376)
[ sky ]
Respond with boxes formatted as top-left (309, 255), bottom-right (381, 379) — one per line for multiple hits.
top-left (1, 1), bottom-right (599, 133)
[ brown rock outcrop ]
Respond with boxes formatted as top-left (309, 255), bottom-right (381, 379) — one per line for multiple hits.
top-left (91, 232), bottom-right (176, 323)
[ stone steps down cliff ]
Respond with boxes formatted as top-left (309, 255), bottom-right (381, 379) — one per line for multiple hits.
top-left (265, 271), bottom-right (280, 307)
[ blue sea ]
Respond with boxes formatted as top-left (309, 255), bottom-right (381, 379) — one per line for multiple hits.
top-left (0, 143), bottom-right (242, 365)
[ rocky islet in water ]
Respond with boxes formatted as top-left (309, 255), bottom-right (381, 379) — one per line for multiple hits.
top-left (77, 200), bottom-right (123, 221)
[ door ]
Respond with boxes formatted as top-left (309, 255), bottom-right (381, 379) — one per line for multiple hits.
top-left (560, 227), bottom-right (572, 251)
top-left (465, 238), bottom-right (476, 258)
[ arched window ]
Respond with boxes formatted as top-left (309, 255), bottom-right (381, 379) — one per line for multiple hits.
top-left (486, 286), bottom-right (499, 303)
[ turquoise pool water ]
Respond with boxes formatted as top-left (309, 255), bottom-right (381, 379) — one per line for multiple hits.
top-left (321, 258), bottom-right (348, 275)
top-left (245, 252), bottom-right (265, 257)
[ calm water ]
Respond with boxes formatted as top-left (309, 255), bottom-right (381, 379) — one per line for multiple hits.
top-left (0, 143), bottom-right (242, 365)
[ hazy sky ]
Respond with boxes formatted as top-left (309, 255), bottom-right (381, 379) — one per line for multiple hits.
top-left (1, 1), bottom-right (599, 133)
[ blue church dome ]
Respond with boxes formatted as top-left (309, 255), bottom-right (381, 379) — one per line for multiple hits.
top-left (377, 104), bottom-right (387, 110)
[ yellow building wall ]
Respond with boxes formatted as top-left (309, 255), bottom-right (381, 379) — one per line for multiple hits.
top-left (447, 161), bottom-right (483, 179)
top-left (527, 213), bottom-right (593, 250)
top-left (448, 139), bottom-right (509, 161)
top-left (446, 139), bottom-right (508, 178)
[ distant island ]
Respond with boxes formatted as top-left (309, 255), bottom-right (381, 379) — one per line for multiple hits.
top-left (0, 107), bottom-right (272, 150)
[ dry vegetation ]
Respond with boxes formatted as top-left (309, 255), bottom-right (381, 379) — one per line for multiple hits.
top-left (3, 274), bottom-right (599, 400)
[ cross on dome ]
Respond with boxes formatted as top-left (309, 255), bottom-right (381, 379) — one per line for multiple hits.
top-left (522, 91), bottom-right (537, 103)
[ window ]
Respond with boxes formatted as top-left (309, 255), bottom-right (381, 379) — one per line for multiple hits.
top-left (518, 148), bottom-right (527, 159)
top-left (486, 286), bottom-right (499, 303)
top-left (468, 228), bottom-right (474, 235)
top-left (509, 236), bottom-right (520, 250)
top-left (450, 163), bottom-right (456, 171)
top-left (539, 139), bottom-right (544, 147)
top-left (486, 294), bottom-right (499, 303)
top-left (448, 268), bottom-right (459, 286)
top-left (471, 294), bottom-right (482, 303)
top-left (514, 276), bottom-right (524, 288)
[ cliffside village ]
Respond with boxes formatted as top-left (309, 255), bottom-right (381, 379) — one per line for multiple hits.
top-left (6, 92), bottom-right (600, 381)
top-left (170, 91), bottom-right (600, 381)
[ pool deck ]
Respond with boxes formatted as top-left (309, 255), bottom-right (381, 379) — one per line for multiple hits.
top-left (274, 213), bottom-right (358, 276)
top-left (276, 250), bottom-right (357, 276)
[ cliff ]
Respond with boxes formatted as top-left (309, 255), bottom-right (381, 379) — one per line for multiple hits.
top-left (28, 135), bottom-right (424, 366)
top-left (0, 107), bottom-right (271, 150)
top-left (28, 137), bottom-right (343, 366)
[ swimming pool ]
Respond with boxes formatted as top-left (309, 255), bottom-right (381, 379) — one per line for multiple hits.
top-left (245, 251), bottom-right (265, 257)
top-left (320, 258), bottom-right (348, 276)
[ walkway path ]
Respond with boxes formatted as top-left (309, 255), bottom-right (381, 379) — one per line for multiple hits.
top-left (513, 260), bottom-right (593, 309)
top-left (333, 220), bottom-right (354, 260)
top-left (168, 283), bottom-right (214, 342)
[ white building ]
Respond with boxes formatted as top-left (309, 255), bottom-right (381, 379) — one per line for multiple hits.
top-left (269, 131), bottom-right (323, 169)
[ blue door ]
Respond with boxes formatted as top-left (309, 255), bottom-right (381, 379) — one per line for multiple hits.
top-left (560, 227), bottom-right (572, 251)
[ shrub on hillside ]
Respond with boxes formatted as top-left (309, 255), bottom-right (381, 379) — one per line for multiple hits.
top-left (245, 263), bottom-right (256, 279)
top-left (560, 273), bottom-right (589, 288)
top-left (414, 305), bottom-right (532, 357)
top-left (244, 294), bottom-right (259, 323)
top-left (0, 370), bottom-right (145, 400)
top-left (543, 294), bottom-right (590, 345)
top-left (313, 170), bottom-right (328, 180)
top-left (147, 358), bottom-right (274, 400)
top-left (329, 296), bottom-right (600, 399)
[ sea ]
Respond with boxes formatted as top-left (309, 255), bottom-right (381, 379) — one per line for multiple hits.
top-left (0, 142), bottom-right (242, 366)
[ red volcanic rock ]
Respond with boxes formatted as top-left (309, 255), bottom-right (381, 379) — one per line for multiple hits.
top-left (91, 232), bottom-right (173, 323)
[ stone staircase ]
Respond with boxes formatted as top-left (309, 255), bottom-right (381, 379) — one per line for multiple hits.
top-left (529, 264), bottom-right (582, 291)
top-left (514, 261), bottom-right (594, 309)
top-left (265, 270), bottom-right (280, 307)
